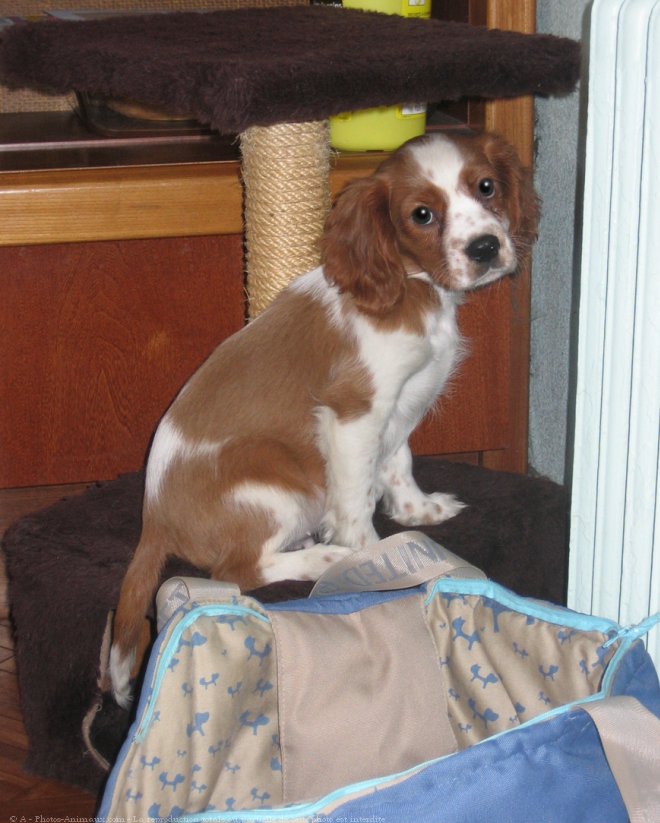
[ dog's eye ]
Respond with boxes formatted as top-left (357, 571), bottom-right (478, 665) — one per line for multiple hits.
top-left (478, 178), bottom-right (496, 198)
top-left (411, 206), bottom-right (434, 225)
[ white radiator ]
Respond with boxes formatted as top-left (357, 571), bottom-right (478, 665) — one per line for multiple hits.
top-left (568, 0), bottom-right (659, 666)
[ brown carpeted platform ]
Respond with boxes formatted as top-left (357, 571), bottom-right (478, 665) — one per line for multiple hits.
top-left (0, 7), bottom-right (580, 133)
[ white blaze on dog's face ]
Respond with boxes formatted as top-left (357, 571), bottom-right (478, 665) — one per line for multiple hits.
top-left (384, 133), bottom-right (538, 292)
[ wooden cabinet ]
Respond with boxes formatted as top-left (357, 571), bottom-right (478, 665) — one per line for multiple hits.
top-left (0, 2), bottom-right (535, 489)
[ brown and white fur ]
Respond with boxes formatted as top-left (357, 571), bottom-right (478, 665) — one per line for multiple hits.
top-left (110, 131), bottom-right (539, 707)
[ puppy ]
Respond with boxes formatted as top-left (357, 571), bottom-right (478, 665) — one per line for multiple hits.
top-left (110, 130), bottom-right (539, 707)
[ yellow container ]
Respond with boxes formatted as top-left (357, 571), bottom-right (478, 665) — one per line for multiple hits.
top-left (329, 0), bottom-right (432, 152)
top-left (343, 0), bottom-right (431, 17)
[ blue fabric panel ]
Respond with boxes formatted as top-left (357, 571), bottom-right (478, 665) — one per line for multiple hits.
top-left (329, 710), bottom-right (628, 823)
top-left (609, 640), bottom-right (660, 715)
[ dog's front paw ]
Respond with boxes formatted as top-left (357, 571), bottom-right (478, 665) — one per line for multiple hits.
top-left (320, 512), bottom-right (379, 550)
top-left (390, 492), bottom-right (466, 526)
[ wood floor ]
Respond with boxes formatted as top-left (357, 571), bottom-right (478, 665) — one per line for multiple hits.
top-left (1, 484), bottom-right (99, 819)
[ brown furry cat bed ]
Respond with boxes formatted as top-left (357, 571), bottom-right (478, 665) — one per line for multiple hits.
top-left (0, 7), bottom-right (580, 133)
top-left (3, 458), bottom-right (567, 795)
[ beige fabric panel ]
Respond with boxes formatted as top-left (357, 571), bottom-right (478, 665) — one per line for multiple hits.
top-left (426, 592), bottom-right (616, 747)
top-left (0, 0), bottom-right (308, 112)
top-left (107, 599), bottom-right (283, 819)
top-left (270, 593), bottom-right (457, 804)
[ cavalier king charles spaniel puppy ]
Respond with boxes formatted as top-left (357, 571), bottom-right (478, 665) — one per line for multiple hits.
top-left (111, 130), bottom-right (539, 706)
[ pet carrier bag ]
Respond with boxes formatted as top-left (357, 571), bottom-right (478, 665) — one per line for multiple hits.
top-left (98, 532), bottom-right (660, 822)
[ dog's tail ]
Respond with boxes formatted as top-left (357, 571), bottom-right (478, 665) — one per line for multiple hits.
top-left (110, 533), bottom-right (168, 709)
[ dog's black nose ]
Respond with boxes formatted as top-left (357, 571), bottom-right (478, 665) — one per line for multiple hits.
top-left (465, 234), bottom-right (500, 263)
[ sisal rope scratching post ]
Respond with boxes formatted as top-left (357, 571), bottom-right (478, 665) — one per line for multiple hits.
top-left (240, 120), bottom-right (331, 318)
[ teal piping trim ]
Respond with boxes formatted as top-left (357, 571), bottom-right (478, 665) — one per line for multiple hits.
top-left (603, 612), bottom-right (660, 648)
top-left (424, 577), bottom-right (621, 634)
top-left (176, 689), bottom-right (618, 822)
top-left (134, 604), bottom-right (270, 742)
top-left (177, 756), bottom-right (430, 823)
top-left (176, 666), bottom-right (633, 823)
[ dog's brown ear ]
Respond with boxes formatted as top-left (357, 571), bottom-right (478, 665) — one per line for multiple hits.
top-left (320, 175), bottom-right (406, 315)
top-left (483, 133), bottom-right (541, 272)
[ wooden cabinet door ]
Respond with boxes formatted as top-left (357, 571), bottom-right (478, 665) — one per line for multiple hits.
top-left (0, 234), bottom-right (245, 487)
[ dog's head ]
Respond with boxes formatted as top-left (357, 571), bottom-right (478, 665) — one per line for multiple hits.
top-left (321, 131), bottom-right (540, 315)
